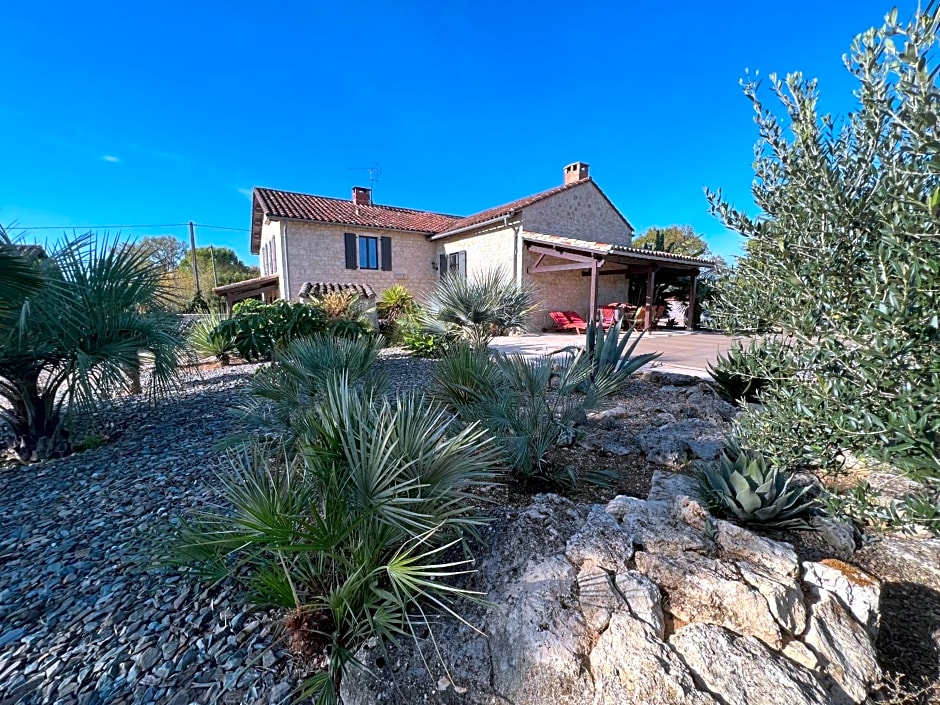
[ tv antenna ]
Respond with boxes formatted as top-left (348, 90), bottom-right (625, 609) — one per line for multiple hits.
top-left (349, 164), bottom-right (382, 189)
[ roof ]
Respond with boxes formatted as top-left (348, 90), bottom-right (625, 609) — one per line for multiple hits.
top-left (212, 274), bottom-right (280, 296)
top-left (251, 187), bottom-right (460, 253)
top-left (524, 232), bottom-right (715, 268)
top-left (430, 178), bottom-right (633, 239)
top-left (297, 281), bottom-right (377, 299)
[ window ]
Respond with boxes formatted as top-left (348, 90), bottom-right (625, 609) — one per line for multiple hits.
top-left (439, 250), bottom-right (467, 280)
top-left (345, 233), bottom-right (392, 271)
top-left (359, 236), bottom-right (379, 270)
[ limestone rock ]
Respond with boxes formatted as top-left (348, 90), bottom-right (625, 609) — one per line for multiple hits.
top-left (670, 624), bottom-right (831, 705)
top-left (802, 560), bottom-right (880, 639)
top-left (638, 419), bottom-right (725, 465)
top-left (634, 550), bottom-right (784, 649)
top-left (648, 470), bottom-right (701, 504)
top-left (590, 612), bottom-right (718, 705)
top-left (802, 588), bottom-right (881, 704)
top-left (565, 505), bottom-right (634, 573)
top-left (615, 570), bottom-right (665, 638)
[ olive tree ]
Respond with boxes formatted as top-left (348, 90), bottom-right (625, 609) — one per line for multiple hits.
top-left (708, 6), bottom-right (940, 479)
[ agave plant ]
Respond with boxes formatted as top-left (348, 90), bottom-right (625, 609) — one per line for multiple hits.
top-left (707, 341), bottom-right (783, 404)
top-left (696, 442), bottom-right (817, 531)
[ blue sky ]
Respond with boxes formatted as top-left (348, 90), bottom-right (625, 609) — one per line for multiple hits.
top-left (1, 0), bottom-right (918, 265)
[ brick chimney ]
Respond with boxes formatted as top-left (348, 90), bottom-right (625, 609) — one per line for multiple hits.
top-left (563, 162), bottom-right (590, 185)
top-left (352, 186), bottom-right (372, 206)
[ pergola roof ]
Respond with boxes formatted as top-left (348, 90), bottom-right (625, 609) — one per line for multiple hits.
top-left (523, 232), bottom-right (715, 270)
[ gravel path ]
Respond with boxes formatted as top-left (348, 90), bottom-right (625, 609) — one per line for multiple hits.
top-left (0, 365), bottom-right (299, 705)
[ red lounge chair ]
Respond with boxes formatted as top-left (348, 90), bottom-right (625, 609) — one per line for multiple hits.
top-left (547, 310), bottom-right (589, 334)
top-left (599, 307), bottom-right (617, 330)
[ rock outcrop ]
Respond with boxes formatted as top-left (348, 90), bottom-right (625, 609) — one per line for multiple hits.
top-left (341, 473), bottom-right (882, 705)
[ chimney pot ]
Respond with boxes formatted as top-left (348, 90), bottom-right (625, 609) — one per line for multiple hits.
top-left (563, 162), bottom-right (590, 184)
top-left (352, 186), bottom-right (372, 206)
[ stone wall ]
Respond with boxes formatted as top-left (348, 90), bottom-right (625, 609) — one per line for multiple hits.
top-left (435, 219), bottom-right (520, 281)
top-left (281, 221), bottom-right (438, 300)
top-left (521, 181), bottom-right (633, 246)
top-left (258, 218), bottom-right (285, 297)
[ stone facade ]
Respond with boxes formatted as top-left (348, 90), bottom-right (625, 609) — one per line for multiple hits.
top-left (279, 222), bottom-right (439, 301)
top-left (521, 181), bottom-right (633, 245)
top-left (435, 218), bottom-right (521, 282)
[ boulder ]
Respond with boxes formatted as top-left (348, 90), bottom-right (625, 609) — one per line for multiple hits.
top-left (802, 587), bottom-right (881, 704)
top-left (638, 419), bottom-right (725, 465)
top-left (802, 560), bottom-right (880, 638)
top-left (670, 624), bottom-right (831, 705)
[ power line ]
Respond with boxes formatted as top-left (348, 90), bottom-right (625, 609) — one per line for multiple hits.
top-left (13, 222), bottom-right (250, 232)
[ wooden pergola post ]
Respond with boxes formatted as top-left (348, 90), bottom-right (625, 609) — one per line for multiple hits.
top-left (644, 267), bottom-right (658, 331)
top-left (589, 260), bottom-right (599, 326)
top-left (687, 268), bottom-right (699, 330)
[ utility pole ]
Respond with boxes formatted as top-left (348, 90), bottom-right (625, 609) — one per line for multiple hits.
top-left (209, 245), bottom-right (219, 288)
top-left (189, 221), bottom-right (201, 295)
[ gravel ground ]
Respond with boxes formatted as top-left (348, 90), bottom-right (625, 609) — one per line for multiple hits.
top-left (0, 364), bottom-right (300, 705)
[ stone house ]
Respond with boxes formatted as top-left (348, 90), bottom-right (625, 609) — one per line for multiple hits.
top-left (237, 162), bottom-right (712, 330)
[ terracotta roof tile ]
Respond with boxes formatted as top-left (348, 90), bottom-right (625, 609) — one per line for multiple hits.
top-left (297, 281), bottom-right (377, 299)
top-left (255, 187), bottom-right (460, 234)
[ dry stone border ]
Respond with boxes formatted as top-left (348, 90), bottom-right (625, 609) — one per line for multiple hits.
top-left (342, 472), bottom-right (884, 705)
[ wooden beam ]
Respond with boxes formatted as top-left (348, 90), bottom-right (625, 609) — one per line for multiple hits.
top-left (529, 261), bottom-right (593, 274)
top-left (644, 267), bottom-right (658, 331)
top-left (581, 266), bottom-right (658, 277)
top-left (589, 260), bottom-right (599, 325)
top-left (527, 244), bottom-right (599, 264)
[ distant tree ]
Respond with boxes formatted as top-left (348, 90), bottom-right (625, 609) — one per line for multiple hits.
top-left (136, 235), bottom-right (188, 273)
top-left (177, 246), bottom-right (258, 288)
top-left (633, 225), bottom-right (714, 259)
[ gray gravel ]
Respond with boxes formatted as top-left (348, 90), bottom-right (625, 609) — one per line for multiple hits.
top-left (0, 364), bottom-right (300, 705)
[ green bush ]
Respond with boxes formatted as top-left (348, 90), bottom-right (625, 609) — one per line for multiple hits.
top-left (377, 284), bottom-right (416, 344)
top-left (708, 6), bottom-right (940, 479)
top-left (213, 300), bottom-right (327, 362)
top-left (696, 442), bottom-right (817, 532)
top-left (173, 376), bottom-right (499, 703)
top-left (401, 325), bottom-right (453, 358)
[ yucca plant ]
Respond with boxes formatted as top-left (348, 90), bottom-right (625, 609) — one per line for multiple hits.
top-left (188, 313), bottom-right (236, 365)
top-left (172, 375), bottom-right (499, 704)
top-left (696, 441), bottom-right (817, 531)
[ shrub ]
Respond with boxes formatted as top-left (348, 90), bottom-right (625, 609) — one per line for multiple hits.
top-left (214, 300), bottom-right (327, 361)
top-left (313, 290), bottom-right (372, 326)
top-left (423, 269), bottom-right (536, 349)
top-left (173, 376), bottom-right (499, 703)
top-left (188, 313), bottom-right (236, 365)
top-left (696, 442), bottom-right (817, 532)
top-left (707, 6), bottom-right (940, 479)
top-left (821, 480), bottom-right (940, 537)
top-left (401, 325), bottom-right (454, 358)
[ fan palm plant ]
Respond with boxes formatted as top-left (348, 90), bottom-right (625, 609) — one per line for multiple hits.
top-left (0, 225), bottom-right (45, 313)
top-left (0, 233), bottom-right (186, 461)
top-left (173, 375), bottom-right (499, 703)
top-left (422, 269), bottom-right (536, 349)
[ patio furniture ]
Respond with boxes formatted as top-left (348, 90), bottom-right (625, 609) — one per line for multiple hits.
top-left (633, 305), bottom-right (666, 331)
top-left (599, 306), bottom-right (618, 330)
top-left (546, 310), bottom-right (589, 334)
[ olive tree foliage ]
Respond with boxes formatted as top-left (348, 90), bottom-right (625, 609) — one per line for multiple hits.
top-left (707, 6), bottom-right (940, 479)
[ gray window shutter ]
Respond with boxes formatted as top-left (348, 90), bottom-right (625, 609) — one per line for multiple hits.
top-left (439, 254), bottom-right (448, 279)
top-left (457, 250), bottom-right (467, 278)
top-left (344, 233), bottom-right (358, 269)
top-left (380, 237), bottom-right (392, 271)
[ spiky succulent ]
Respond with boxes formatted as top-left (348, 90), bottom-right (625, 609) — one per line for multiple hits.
top-left (697, 443), bottom-right (817, 531)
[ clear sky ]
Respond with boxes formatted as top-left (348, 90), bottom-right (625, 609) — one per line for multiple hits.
top-left (1, 0), bottom-right (919, 265)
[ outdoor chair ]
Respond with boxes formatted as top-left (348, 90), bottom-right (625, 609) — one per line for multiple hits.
top-left (633, 305), bottom-right (666, 331)
top-left (546, 310), bottom-right (589, 334)
top-left (599, 307), bottom-right (618, 330)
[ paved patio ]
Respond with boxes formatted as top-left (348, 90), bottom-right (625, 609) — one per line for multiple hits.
top-left (489, 330), bottom-right (735, 378)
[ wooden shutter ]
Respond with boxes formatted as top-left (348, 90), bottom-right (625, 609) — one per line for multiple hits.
top-left (457, 250), bottom-right (467, 278)
top-left (380, 237), bottom-right (392, 271)
top-left (439, 254), bottom-right (448, 279)
top-left (344, 233), bottom-right (358, 269)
